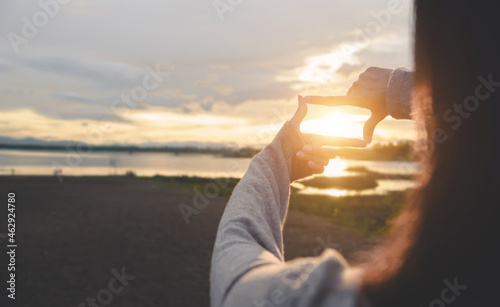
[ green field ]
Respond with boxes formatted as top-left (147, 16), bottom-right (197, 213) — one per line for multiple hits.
top-left (148, 174), bottom-right (411, 235)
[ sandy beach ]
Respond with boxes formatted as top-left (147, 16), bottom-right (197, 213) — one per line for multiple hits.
top-left (0, 176), bottom-right (378, 307)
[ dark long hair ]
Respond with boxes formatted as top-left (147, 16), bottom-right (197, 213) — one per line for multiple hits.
top-left (359, 1), bottom-right (500, 306)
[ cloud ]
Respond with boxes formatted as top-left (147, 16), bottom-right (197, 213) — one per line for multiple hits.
top-left (0, 0), bottom-right (414, 144)
top-left (57, 112), bottom-right (125, 122)
top-left (0, 63), bottom-right (10, 71)
top-left (1, 51), bottom-right (147, 90)
top-left (336, 63), bottom-right (365, 77)
top-left (53, 91), bottom-right (113, 105)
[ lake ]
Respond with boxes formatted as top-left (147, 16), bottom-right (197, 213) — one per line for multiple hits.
top-left (0, 149), bottom-right (417, 196)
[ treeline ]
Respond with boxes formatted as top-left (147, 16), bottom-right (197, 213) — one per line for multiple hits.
top-left (224, 142), bottom-right (415, 161)
top-left (0, 144), bottom-right (243, 156)
top-left (334, 141), bottom-right (414, 161)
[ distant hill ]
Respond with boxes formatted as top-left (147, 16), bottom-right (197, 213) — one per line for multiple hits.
top-left (0, 136), bottom-right (238, 150)
top-left (0, 136), bottom-right (82, 147)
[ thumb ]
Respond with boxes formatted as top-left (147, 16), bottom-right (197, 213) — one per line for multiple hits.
top-left (363, 112), bottom-right (386, 144)
top-left (290, 95), bottom-right (307, 129)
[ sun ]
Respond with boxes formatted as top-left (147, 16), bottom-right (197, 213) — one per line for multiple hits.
top-left (300, 110), bottom-right (366, 139)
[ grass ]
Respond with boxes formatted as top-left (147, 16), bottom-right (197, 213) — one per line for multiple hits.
top-left (147, 175), bottom-right (411, 235)
top-left (289, 190), bottom-right (409, 234)
top-left (149, 175), bottom-right (240, 198)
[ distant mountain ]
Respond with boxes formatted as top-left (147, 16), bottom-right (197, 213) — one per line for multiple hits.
top-left (139, 141), bottom-right (239, 149)
top-left (0, 136), bottom-right (83, 147)
top-left (0, 136), bottom-right (241, 149)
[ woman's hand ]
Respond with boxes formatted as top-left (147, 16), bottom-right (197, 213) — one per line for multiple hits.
top-left (289, 96), bottom-right (366, 181)
top-left (304, 67), bottom-right (393, 144)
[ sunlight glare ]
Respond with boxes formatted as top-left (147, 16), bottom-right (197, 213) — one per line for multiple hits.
top-left (323, 158), bottom-right (349, 177)
top-left (301, 111), bottom-right (365, 138)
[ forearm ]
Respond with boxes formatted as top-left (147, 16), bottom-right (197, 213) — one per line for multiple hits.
top-left (210, 121), bottom-right (305, 307)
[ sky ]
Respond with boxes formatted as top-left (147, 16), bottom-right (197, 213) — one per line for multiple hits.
top-left (0, 0), bottom-right (416, 148)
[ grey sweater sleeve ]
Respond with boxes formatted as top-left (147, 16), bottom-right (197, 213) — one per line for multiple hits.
top-left (210, 121), bottom-right (362, 307)
top-left (386, 67), bottom-right (414, 119)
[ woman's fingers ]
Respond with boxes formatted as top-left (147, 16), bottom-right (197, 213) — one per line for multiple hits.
top-left (296, 151), bottom-right (329, 167)
top-left (363, 112), bottom-right (387, 144)
top-left (302, 144), bottom-right (335, 159)
top-left (304, 95), bottom-right (366, 108)
top-left (307, 161), bottom-right (325, 173)
top-left (290, 95), bottom-right (307, 129)
top-left (303, 134), bottom-right (367, 147)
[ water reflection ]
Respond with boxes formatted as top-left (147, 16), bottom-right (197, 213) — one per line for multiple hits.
top-left (296, 179), bottom-right (416, 197)
top-left (0, 149), bottom-right (417, 197)
top-left (323, 159), bottom-right (350, 177)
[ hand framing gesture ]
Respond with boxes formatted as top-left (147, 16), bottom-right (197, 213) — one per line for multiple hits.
top-left (304, 67), bottom-right (393, 144)
top-left (288, 96), bottom-right (366, 181)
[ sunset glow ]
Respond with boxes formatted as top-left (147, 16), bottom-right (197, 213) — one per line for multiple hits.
top-left (323, 158), bottom-right (349, 177)
top-left (0, 0), bottom-right (414, 147)
top-left (301, 110), bottom-right (367, 138)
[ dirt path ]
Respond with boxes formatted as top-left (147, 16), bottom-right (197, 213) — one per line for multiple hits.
top-left (0, 176), bottom-right (378, 307)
